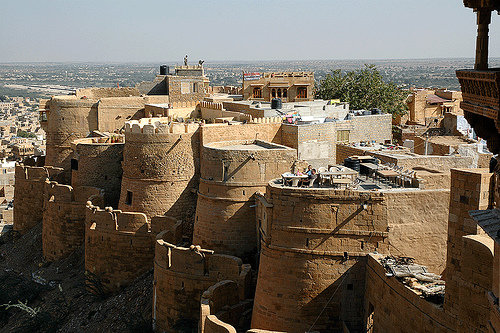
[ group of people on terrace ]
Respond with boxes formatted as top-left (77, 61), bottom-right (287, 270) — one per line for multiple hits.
top-left (282, 164), bottom-right (356, 188)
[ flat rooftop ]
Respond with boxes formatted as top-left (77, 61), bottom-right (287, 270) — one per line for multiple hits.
top-left (205, 139), bottom-right (293, 151)
top-left (220, 144), bottom-right (268, 150)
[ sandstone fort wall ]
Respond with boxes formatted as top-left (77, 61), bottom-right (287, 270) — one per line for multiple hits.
top-left (200, 123), bottom-right (282, 147)
top-left (42, 181), bottom-right (104, 261)
top-left (13, 164), bottom-right (64, 234)
top-left (118, 120), bottom-right (200, 226)
top-left (385, 189), bottom-right (450, 273)
top-left (85, 205), bottom-right (153, 292)
top-left (200, 280), bottom-right (252, 333)
top-left (364, 254), bottom-right (456, 333)
top-left (153, 235), bottom-right (251, 332)
top-left (252, 183), bottom-right (390, 332)
top-left (71, 138), bottom-right (124, 207)
top-left (444, 169), bottom-right (492, 318)
top-left (193, 140), bottom-right (296, 257)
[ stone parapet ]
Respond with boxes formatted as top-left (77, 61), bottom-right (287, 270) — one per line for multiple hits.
top-left (13, 164), bottom-right (64, 234)
top-left (153, 236), bottom-right (251, 333)
top-left (200, 280), bottom-right (252, 333)
top-left (42, 181), bottom-right (104, 261)
top-left (85, 205), bottom-right (154, 292)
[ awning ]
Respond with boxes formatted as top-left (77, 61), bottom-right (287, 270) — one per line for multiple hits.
top-left (249, 83), bottom-right (264, 86)
top-left (470, 209), bottom-right (500, 244)
top-left (268, 83), bottom-right (290, 88)
top-left (426, 94), bottom-right (452, 104)
top-left (293, 83), bottom-right (312, 86)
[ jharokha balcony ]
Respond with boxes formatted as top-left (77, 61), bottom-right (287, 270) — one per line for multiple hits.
top-left (455, 0), bottom-right (500, 152)
top-left (456, 68), bottom-right (500, 121)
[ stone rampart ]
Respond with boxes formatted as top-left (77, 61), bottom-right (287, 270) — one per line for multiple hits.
top-left (44, 94), bottom-right (168, 177)
top-left (71, 137), bottom-right (124, 207)
top-left (252, 182), bottom-right (390, 332)
top-left (45, 96), bottom-right (98, 174)
top-left (365, 254), bottom-right (456, 332)
top-left (85, 205), bottom-right (154, 292)
top-left (200, 280), bottom-right (252, 333)
top-left (118, 120), bottom-right (200, 227)
top-left (456, 234), bottom-right (494, 331)
top-left (385, 189), bottom-right (450, 274)
top-left (192, 140), bottom-right (296, 257)
top-left (13, 164), bottom-right (64, 234)
top-left (153, 236), bottom-right (251, 333)
top-left (200, 123), bottom-right (283, 147)
top-left (42, 181), bottom-right (104, 261)
top-left (444, 169), bottom-right (492, 316)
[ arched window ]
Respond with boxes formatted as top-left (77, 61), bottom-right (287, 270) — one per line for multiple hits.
top-left (283, 89), bottom-right (288, 98)
top-left (253, 87), bottom-right (262, 98)
top-left (277, 88), bottom-right (282, 98)
top-left (297, 87), bottom-right (307, 99)
top-left (271, 89), bottom-right (276, 98)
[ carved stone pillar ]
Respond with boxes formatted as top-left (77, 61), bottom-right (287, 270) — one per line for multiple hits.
top-left (475, 8), bottom-right (492, 70)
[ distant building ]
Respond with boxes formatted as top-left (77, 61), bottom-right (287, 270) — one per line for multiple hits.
top-left (242, 71), bottom-right (314, 102)
top-left (406, 88), bottom-right (463, 125)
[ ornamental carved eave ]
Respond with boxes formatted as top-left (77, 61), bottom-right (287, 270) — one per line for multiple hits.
top-left (464, 0), bottom-right (500, 10)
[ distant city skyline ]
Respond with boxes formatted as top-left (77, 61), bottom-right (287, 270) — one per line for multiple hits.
top-left (2, 0), bottom-right (500, 63)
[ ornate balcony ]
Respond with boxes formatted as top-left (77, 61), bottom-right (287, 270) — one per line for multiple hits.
top-left (463, 0), bottom-right (500, 10)
top-left (456, 69), bottom-right (500, 120)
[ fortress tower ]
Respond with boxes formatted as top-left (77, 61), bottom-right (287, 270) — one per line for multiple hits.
top-left (71, 136), bottom-right (125, 207)
top-left (192, 140), bottom-right (296, 258)
top-left (118, 119), bottom-right (200, 225)
top-left (251, 181), bottom-right (390, 332)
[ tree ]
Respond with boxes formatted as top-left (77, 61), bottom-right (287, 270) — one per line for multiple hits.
top-left (315, 65), bottom-right (408, 117)
top-left (17, 130), bottom-right (37, 138)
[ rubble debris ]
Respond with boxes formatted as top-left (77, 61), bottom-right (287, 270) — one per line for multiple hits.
top-left (381, 256), bottom-right (445, 304)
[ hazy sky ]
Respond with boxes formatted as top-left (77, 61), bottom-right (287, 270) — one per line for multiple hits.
top-left (2, 0), bottom-right (500, 63)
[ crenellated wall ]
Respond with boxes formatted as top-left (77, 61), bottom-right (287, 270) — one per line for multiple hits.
top-left (71, 137), bottom-right (124, 207)
top-left (42, 181), bottom-right (104, 261)
top-left (153, 235), bottom-right (251, 333)
top-left (85, 205), bottom-right (154, 292)
top-left (44, 92), bottom-right (169, 178)
top-left (192, 140), bottom-right (296, 257)
top-left (118, 120), bottom-right (200, 228)
top-left (13, 164), bottom-right (64, 234)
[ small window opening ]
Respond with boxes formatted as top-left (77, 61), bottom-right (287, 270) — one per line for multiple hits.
top-left (125, 191), bottom-right (133, 205)
top-left (71, 158), bottom-right (78, 171)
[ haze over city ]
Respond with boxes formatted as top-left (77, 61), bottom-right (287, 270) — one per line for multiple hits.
top-left (2, 0), bottom-right (500, 62)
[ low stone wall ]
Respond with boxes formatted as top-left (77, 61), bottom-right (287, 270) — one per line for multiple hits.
top-left (153, 236), bottom-right (251, 332)
top-left (85, 205), bottom-right (154, 292)
top-left (42, 181), bottom-right (104, 261)
top-left (364, 254), bottom-right (456, 332)
top-left (200, 280), bottom-right (253, 333)
top-left (385, 189), bottom-right (451, 274)
top-left (13, 164), bottom-right (64, 234)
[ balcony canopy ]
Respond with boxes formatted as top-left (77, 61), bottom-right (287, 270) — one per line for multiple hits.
top-left (464, 0), bottom-right (500, 10)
